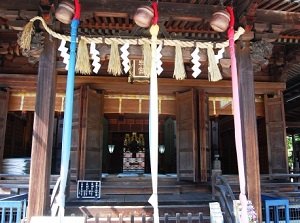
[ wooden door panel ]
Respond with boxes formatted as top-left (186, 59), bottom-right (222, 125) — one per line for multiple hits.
top-left (199, 90), bottom-right (210, 182)
top-left (70, 88), bottom-right (83, 180)
top-left (81, 87), bottom-right (104, 180)
top-left (264, 94), bottom-right (288, 174)
top-left (71, 86), bottom-right (104, 180)
top-left (176, 89), bottom-right (198, 182)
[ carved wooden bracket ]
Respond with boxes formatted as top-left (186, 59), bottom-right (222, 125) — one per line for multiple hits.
top-left (39, 0), bottom-right (54, 24)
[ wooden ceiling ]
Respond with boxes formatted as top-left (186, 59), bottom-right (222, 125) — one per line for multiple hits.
top-left (1, 0), bottom-right (300, 129)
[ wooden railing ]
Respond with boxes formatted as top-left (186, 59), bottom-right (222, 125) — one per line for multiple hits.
top-left (24, 212), bottom-right (205, 223)
top-left (0, 194), bottom-right (27, 223)
top-left (213, 175), bottom-right (235, 223)
top-left (223, 174), bottom-right (300, 202)
top-left (212, 174), bottom-right (300, 223)
top-left (90, 213), bottom-right (205, 223)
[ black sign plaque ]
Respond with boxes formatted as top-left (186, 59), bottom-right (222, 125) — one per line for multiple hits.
top-left (77, 180), bottom-right (101, 199)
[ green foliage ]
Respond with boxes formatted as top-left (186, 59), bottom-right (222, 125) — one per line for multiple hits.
top-left (287, 136), bottom-right (293, 168)
top-left (286, 135), bottom-right (300, 170)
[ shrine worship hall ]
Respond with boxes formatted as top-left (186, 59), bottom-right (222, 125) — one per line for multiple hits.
top-left (1, 0), bottom-right (300, 223)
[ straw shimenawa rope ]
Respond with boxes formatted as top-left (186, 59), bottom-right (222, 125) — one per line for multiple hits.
top-left (107, 40), bottom-right (122, 76)
top-left (75, 39), bottom-right (91, 75)
top-left (207, 46), bottom-right (223, 82)
top-left (20, 16), bottom-right (244, 50)
top-left (19, 16), bottom-right (245, 80)
top-left (173, 44), bottom-right (186, 80)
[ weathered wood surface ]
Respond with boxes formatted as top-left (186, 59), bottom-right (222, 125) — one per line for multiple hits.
top-left (27, 35), bottom-right (57, 220)
top-left (236, 41), bottom-right (262, 222)
top-left (264, 93), bottom-right (288, 175)
top-left (85, 213), bottom-right (205, 223)
top-left (199, 90), bottom-right (210, 182)
top-left (79, 86), bottom-right (104, 180)
top-left (176, 89), bottom-right (198, 182)
top-left (70, 87), bottom-right (83, 181)
top-left (224, 174), bottom-right (300, 202)
top-left (0, 74), bottom-right (286, 95)
top-left (0, 89), bottom-right (9, 173)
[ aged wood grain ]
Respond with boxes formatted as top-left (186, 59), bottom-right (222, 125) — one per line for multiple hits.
top-left (27, 34), bottom-right (57, 220)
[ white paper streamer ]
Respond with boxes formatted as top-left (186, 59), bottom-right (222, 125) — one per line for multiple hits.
top-left (215, 47), bottom-right (225, 64)
top-left (191, 47), bottom-right (201, 78)
top-left (149, 24), bottom-right (160, 223)
top-left (120, 42), bottom-right (130, 73)
top-left (58, 39), bottom-right (70, 70)
top-left (89, 42), bottom-right (101, 73)
top-left (156, 43), bottom-right (163, 75)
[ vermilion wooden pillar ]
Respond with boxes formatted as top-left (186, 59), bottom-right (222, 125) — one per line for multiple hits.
top-left (27, 34), bottom-right (57, 220)
top-left (236, 40), bottom-right (262, 221)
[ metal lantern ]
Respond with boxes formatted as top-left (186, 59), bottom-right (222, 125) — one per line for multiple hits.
top-left (210, 10), bottom-right (230, 32)
top-left (133, 5), bottom-right (154, 28)
top-left (55, 0), bottom-right (75, 24)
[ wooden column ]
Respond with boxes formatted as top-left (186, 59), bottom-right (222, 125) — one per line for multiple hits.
top-left (236, 41), bottom-right (262, 221)
top-left (27, 34), bottom-right (57, 220)
top-left (0, 88), bottom-right (10, 172)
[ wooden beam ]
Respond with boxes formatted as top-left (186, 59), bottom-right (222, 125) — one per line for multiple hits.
top-left (256, 9), bottom-right (300, 26)
top-left (27, 34), bottom-right (57, 221)
top-left (236, 41), bottom-right (262, 222)
top-left (237, 0), bottom-right (261, 32)
top-left (81, 0), bottom-right (221, 20)
top-left (0, 0), bottom-right (39, 10)
top-left (0, 73), bottom-right (286, 94)
top-left (286, 122), bottom-right (300, 128)
top-left (0, 0), bottom-right (221, 21)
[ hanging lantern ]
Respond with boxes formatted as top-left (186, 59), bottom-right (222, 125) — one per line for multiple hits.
top-left (133, 5), bottom-right (154, 28)
top-left (210, 10), bottom-right (230, 32)
top-left (55, 0), bottom-right (75, 24)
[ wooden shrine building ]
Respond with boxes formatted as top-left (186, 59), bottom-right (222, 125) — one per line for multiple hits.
top-left (1, 0), bottom-right (300, 222)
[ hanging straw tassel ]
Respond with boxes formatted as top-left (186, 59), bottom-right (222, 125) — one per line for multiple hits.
top-left (143, 42), bottom-right (151, 77)
top-left (107, 40), bottom-right (122, 76)
top-left (173, 44), bottom-right (186, 80)
top-left (18, 21), bottom-right (34, 50)
top-left (75, 39), bottom-right (91, 75)
top-left (207, 46), bottom-right (223, 82)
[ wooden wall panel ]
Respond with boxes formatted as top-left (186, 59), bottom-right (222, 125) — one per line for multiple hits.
top-left (9, 94), bottom-right (65, 112)
top-left (141, 100), bottom-right (149, 113)
top-left (103, 98), bottom-right (118, 113)
top-left (104, 95), bottom-right (175, 115)
top-left (122, 99), bottom-right (139, 113)
top-left (161, 100), bottom-right (176, 115)
top-left (8, 92), bottom-right (264, 117)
